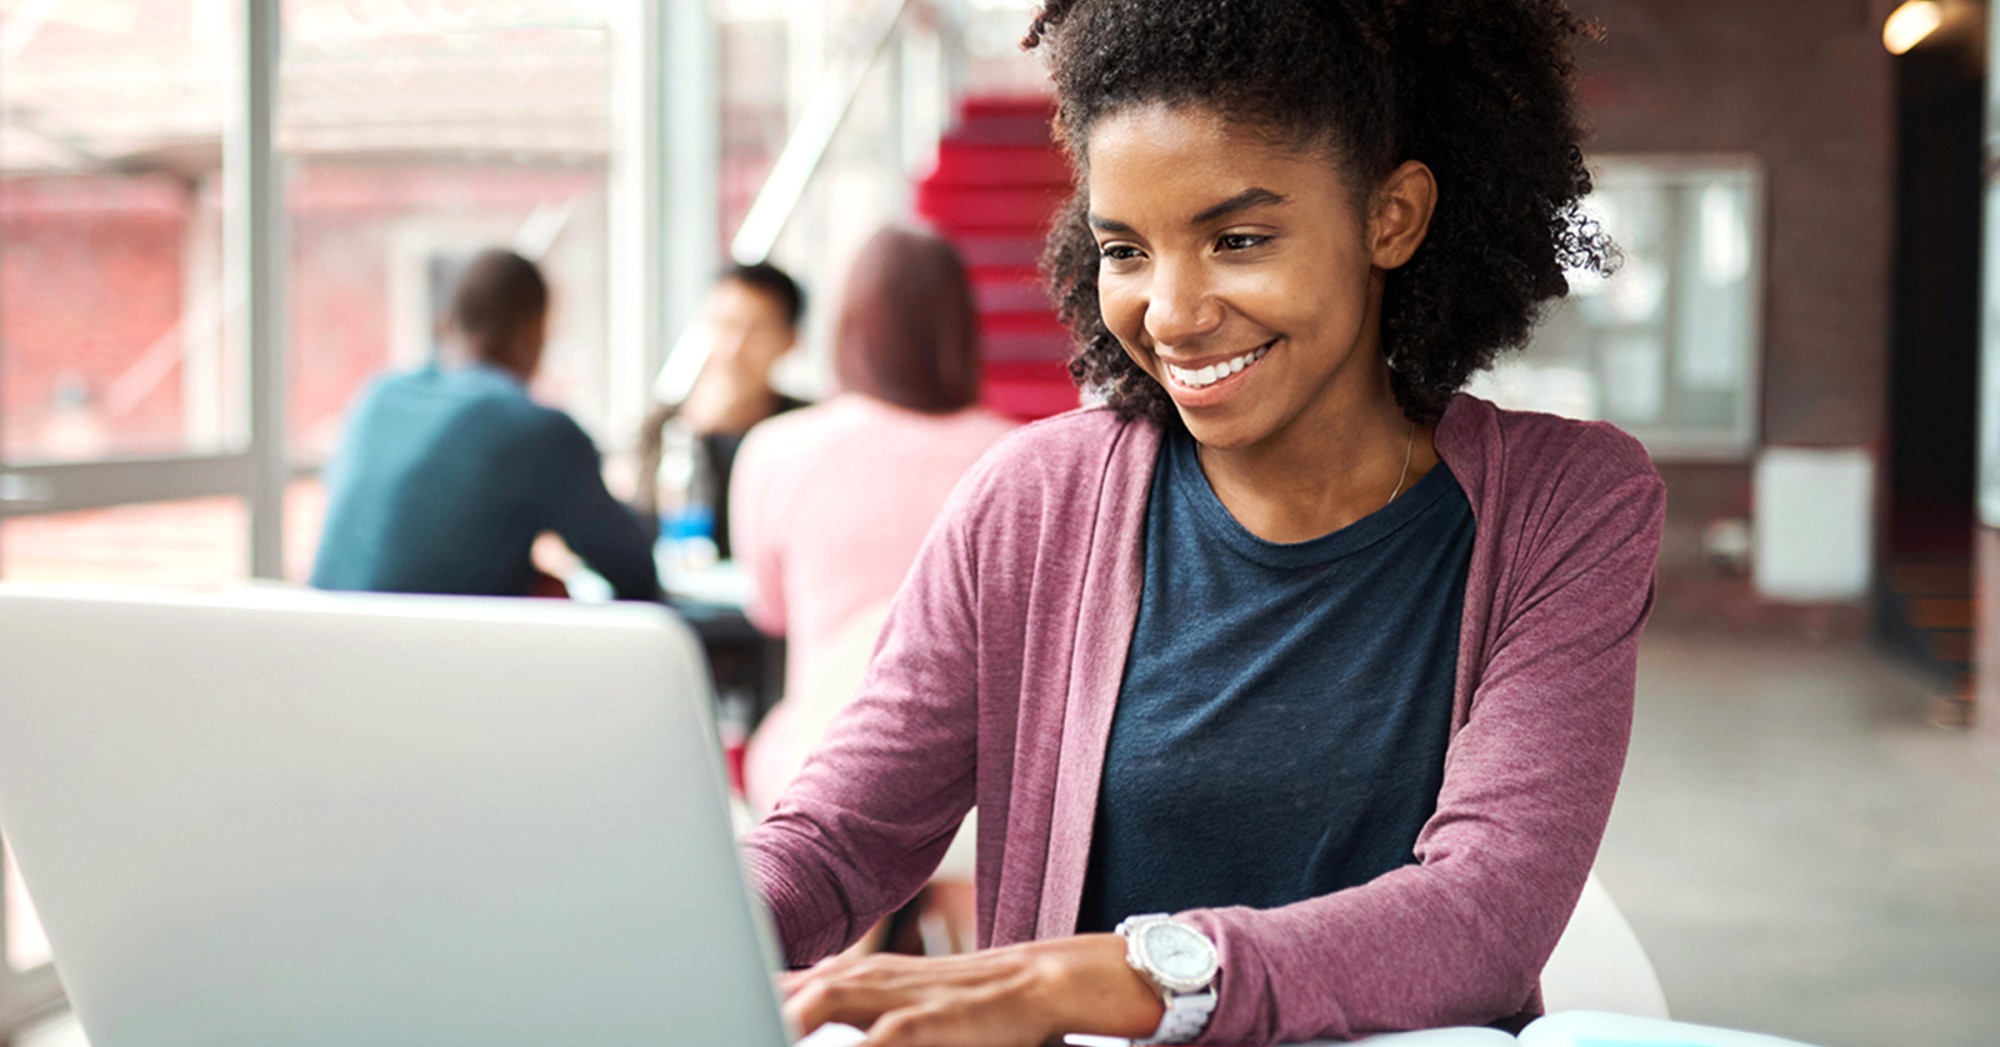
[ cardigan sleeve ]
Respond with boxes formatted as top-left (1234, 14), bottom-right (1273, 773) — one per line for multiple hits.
top-left (1178, 429), bottom-right (1667, 1043)
top-left (737, 460), bottom-right (989, 966)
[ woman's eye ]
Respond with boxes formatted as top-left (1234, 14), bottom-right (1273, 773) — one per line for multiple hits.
top-left (1217, 233), bottom-right (1269, 252)
top-left (1098, 243), bottom-right (1142, 262)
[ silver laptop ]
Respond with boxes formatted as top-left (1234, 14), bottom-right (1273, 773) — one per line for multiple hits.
top-left (0, 586), bottom-right (835, 1047)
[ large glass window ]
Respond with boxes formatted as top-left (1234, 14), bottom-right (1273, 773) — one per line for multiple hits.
top-left (0, 2), bottom-right (687, 1035)
top-left (281, 1), bottom-right (618, 462)
top-left (1469, 157), bottom-right (1764, 460)
top-left (718, 0), bottom-right (794, 254)
top-left (2, 6), bottom-right (246, 1027)
top-left (715, 0), bottom-right (952, 396)
top-left (0, 1), bottom-right (242, 463)
top-left (277, 2), bottom-right (621, 574)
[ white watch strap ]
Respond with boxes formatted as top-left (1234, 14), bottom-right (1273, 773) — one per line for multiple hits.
top-left (1142, 987), bottom-right (1217, 1045)
top-left (1117, 913), bottom-right (1220, 1045)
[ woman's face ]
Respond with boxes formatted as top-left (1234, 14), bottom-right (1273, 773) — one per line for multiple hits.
top-left (1086, 103), bottom-right (1398, 454)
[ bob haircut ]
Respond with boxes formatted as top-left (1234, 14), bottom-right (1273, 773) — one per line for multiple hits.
top-left (833, 225), bottom-right (983, 414)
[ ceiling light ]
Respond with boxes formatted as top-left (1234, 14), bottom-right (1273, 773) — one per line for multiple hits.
top-left (1883, 0), bottom-right (1945, 55)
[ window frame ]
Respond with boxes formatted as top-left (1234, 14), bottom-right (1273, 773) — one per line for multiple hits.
top-left (1487, 152), bottom-right (1769, 462)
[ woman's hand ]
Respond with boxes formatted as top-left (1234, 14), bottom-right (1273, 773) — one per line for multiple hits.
top-left (780, 933), bottom-right (1167, 1047)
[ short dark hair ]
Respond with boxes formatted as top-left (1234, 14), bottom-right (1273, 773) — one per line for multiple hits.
top-left (448, 249), bottom-right (548, 365)
top-left (1025, 0), bottom-right (1614, 424)
top-left (833, 226), bottom-right (982, 414)
top-left (721, 261), bottom-right (806, 329)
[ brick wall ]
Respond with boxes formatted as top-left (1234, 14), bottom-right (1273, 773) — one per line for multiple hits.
top-left (1573, 0), bottom-right (1897, 632)
top-left (2, 166), bottom-right (603, 463)
top-left (1, 177), bottom-right (191, 459)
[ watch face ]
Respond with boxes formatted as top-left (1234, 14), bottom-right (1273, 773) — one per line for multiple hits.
top-left (1142, 921), bottom-right (1217, 984)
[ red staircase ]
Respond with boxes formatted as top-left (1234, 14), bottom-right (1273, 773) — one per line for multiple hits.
top-left (914, 96), bottom-right (1080, 422)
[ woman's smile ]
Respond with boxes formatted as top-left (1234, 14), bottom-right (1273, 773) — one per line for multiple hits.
top-left (1159, 338), bottom-right (1277, 405)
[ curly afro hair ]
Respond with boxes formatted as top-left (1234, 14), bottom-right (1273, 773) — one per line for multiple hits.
top-left (1025, 0), bottom-right (1613, 425)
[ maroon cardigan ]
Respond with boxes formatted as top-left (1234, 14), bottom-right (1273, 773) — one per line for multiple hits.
top-left (743, 394), bottom-right (1667, 1043)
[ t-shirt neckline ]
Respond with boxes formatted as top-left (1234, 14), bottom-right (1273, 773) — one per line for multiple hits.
top-left (1161, 426), bottom-right (1461, 570)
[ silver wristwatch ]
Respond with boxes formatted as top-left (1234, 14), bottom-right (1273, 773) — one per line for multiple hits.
top-left (1114, 914), bottom-right (1220, 1045)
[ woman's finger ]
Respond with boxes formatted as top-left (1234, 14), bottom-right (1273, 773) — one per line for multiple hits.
top-left (860, 989), bottom-right (1051, 1047)
top-left (781, 942), bottom-right (1082, 1046)
top-left (779, 948), bottom-right (892, 997)
top-left (860, 1004), bottom-right (955, 1047)
top-left (784, 971), bottom-right (922, 1035)
top-left (785, 950), bottom-right (995, 1001)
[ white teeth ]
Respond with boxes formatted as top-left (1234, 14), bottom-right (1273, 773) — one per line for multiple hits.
top-left (1166, 345), bottom-right (1269, 389)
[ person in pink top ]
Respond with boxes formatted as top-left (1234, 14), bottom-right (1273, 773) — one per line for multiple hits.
top-left (746, 2), bottom-right (1666, 1045)
top-left (730, 225), bottom-right (1017, 810)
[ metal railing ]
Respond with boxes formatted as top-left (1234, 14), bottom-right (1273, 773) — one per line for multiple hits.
top-left (730, 0), bottom-right (919, 265)
top-left (654, 0), bottom-right (946, 407)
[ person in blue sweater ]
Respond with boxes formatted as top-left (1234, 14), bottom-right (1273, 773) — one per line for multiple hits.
top-left (311, 249), bottom-right (660, 601)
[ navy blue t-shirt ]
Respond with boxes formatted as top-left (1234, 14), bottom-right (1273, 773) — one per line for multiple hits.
top-left (1077, 427), bottom-right (1474, 933)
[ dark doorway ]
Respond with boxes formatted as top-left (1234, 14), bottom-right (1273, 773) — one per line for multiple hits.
top-left (1880, 8), bottom-right (1988, 681)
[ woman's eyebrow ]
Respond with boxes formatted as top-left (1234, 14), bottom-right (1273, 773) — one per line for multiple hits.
top-left (1191, 187), bottom-right (1288, 225)
top-left (1087, 188), bottom-right (1288, 234)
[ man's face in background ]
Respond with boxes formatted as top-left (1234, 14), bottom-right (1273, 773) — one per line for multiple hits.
top-left (705, 277), bottom-right (796, 388)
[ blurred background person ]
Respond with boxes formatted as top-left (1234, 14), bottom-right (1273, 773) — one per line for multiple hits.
top-left (731, 225), bottom-right (1015, 814)
top-left (311, 248), bottom-right (659, 601)
top-left (730, 224), bottom-right (1012, 956)
top-left (635, 262), bottom-right (808, 562)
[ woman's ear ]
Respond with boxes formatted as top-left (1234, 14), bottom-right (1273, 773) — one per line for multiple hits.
top-left (1369, 160), bottom-right (1438, 270)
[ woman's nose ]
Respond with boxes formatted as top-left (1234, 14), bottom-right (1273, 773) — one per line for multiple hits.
top-left (1142, 259), bottom-right (1224, 350)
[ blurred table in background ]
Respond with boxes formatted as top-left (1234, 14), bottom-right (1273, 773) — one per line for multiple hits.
top-left (661, 557), bottom-right (786, 731)
top-left (566, 554), bottom-right (786, 733)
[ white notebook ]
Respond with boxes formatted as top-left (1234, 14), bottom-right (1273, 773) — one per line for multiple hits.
top-left (1059, 1010), bottom-right (1819, 1047)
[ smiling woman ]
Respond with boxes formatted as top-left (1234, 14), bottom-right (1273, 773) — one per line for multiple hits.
top-left (1079, 104), bottom-right (1439, 538)
top-left (742, 3), bottom-right (1665, 1046)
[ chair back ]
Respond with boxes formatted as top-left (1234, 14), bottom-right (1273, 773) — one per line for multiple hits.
top-left (1540, 872), bottom-right (1671, 1019)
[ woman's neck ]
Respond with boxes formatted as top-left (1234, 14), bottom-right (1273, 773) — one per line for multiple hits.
top-left (1193, 376), bottom-right (1437, 544)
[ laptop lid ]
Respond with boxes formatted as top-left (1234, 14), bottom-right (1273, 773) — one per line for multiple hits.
top-left (0, 586), bottom-right (792, 1047)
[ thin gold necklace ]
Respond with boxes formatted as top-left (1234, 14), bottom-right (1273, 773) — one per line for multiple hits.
top-left (1385, 421), bottom-right (1416, 507)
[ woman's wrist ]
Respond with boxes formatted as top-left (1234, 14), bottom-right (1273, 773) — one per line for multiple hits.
top-left (1024, 933), bottom-right (1168, 1040)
